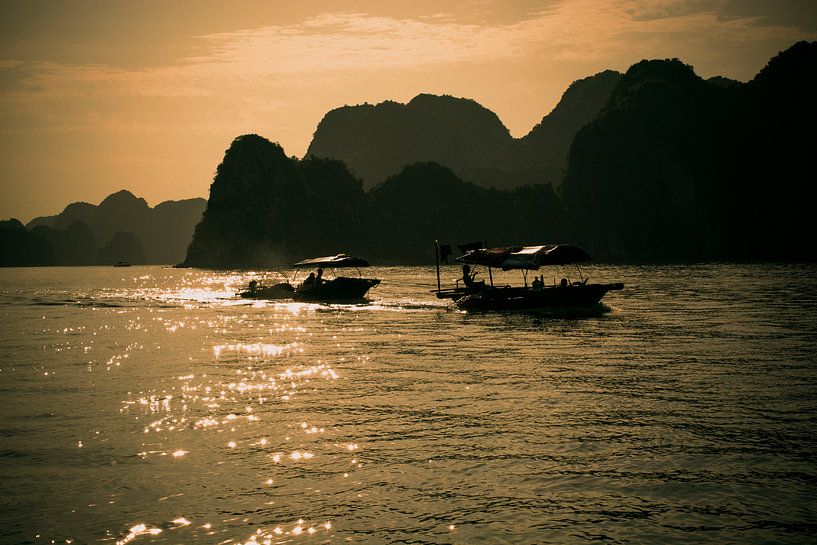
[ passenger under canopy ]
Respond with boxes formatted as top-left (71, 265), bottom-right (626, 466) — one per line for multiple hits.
top-left (292, 254), bottom-right (370, 268)
top-left (456, 244), bottom-right (591, 270)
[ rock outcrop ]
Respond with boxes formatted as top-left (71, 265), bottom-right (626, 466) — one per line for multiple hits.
top-left (306, 72), bottom-right (621, 190)
top-left (560, 41), bottom-right (816, 261)
top-left (182, 135), bottom-right (370, 268)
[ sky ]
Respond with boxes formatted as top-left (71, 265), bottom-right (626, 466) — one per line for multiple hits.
top-left (1, 0), bottom-right (815, 222)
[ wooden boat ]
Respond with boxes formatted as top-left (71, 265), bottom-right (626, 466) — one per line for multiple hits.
top-left (239, 254), bottom-right (380, 302)
top-left (433, 243), bottom-right (622, 311)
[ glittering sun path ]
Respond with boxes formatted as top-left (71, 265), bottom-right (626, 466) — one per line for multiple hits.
top-left (1, 264), bottom-right (817, 545)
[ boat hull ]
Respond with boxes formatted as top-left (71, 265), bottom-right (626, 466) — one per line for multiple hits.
top-left (455, 283), bottom-right (623, 311)
top-left (239, 282), bottom-right (295, 299)
top-left (240, 277), bottom-right (380, 301)
top-left (293, 277), bottom-right (380, 302)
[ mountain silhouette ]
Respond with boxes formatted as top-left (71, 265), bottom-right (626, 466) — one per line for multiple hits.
top-left (368, 162), bottom-right (564, 262)
top-left (306, 94), bottom-right (512, 188)
top-left (182, 134), bottom-right (371, 268)
top-left (26, 191), bottom-right (206, 264)
top-left (306, 71), bottom-right (621, 190)
top-left (560, 41), bottom-right (816, 261)
top-left (31, 221), bottom-right (97, 265)
top-left (92, 190), bottom-right (151, 245)
top-left (0, 219), bottom-right (55, 266)
top-left (182, 135), bottom-right (566, 266)
top-left (97, 230), bottom-right (147, 265)
top-left (511, 70), bottom-right (622, 183)
top-left (181, 42), bottom-right (815, 267)
top-left (8, 42), bottom-right (814, 267)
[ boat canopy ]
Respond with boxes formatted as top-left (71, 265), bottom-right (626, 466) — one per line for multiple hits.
top-left (456, 244), bottom-right (591, 270)
top-left (293, 254), bottom-right (370, 268)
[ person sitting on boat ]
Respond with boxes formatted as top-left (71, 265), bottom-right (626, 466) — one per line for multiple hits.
top-left (302, 272), bottom-right (316, 290)
top-left (532, 276), bottom-right (544, 291)
top-left (462, 264), bottom-right (478, 288)
top-left (560, 277), bottom-right (569, 288)
top-left (315, 267), bottom-right (324, 287)
top-left (248, 279), bottom-right (258, 293)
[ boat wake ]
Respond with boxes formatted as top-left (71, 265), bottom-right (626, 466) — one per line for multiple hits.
top-left (305, 298), bottom-right (448, 313)
top-left (463, 301), bottom-right (613, 318)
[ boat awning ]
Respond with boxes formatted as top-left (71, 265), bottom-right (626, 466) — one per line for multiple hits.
top-left (293, 254), bottom-right (370, 268)
top-left (456, 244), bottom-right (591, 270)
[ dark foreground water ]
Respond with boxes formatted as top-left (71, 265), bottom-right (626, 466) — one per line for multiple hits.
top-left (1, 264), bottom-right (816, 545)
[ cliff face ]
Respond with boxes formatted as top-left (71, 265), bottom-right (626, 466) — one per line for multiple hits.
top-left (511, 70), bottom-right (622, 182)
top-left (306, 94), bottom-right (513, 189)
top-left (182, 135), bottom-right (369, 268)
top-left (306, 73), bottom-right (621, 190)
top-left (560, 41), bottom-right (816, 261)
top-left (184, 135), bottom-right (306, 267)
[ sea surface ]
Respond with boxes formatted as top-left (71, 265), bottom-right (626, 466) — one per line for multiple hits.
top-left (1, 264), bottom-right (816, 545)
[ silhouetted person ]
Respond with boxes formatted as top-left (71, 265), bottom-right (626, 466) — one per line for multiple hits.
top-left (248, 279), bottom-right (258, 292)
top-left (462, 264), bottom-right (476, 288)
top-left (302, 272), bottom-right (316, 289)
top-left (316, 267), bottom-right (324, 286)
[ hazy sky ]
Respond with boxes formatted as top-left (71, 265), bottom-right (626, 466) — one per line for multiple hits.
top-left (1, 0), bottom-right (815, 222)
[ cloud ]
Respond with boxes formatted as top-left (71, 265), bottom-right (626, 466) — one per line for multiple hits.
top-left (1, 0), bottom-right (814, 133)
top-left (186, 2), bottom-right (814, 77)
top-left (196, 12), bottom-right (525, 74)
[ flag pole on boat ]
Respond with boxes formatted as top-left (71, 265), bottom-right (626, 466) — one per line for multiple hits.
top-left (434, 240), bottom-right (441, 292)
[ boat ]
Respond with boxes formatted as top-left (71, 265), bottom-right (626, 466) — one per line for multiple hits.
top-left (238, 280), bottom-right (293, 299)
top-left (291, 254), bottom-right (380, 301)
top-left (113, 261), bottom-right (131, 267)
top-left (239, 254), bottom-right (380, 302)
top-left (433, 243), bottom-right (623, 311)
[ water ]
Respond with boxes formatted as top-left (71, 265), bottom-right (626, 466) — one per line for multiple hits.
top-left (1, 264), bottom-right (816, 545)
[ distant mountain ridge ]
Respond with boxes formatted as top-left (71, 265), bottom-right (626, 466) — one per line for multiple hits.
top-left (306, 70), bottom-right (622, 189)
top-left (2, 191), bottom-right (206, 266)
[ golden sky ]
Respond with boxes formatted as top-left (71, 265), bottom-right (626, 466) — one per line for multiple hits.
top-left (1, 0), bottom-right (815, 221)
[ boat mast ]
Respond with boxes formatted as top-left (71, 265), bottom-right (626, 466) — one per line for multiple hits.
top-left (434, 240), bottom-right (441, 292)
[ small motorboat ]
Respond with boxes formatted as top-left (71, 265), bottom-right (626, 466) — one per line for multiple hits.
top-left (291, 254), bottom-right (380, 302)
top-left (238, 254), bottom-right (380, 302)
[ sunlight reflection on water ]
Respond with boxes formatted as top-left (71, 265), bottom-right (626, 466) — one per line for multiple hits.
top-left (1, 265), bottom-right (816, 544)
